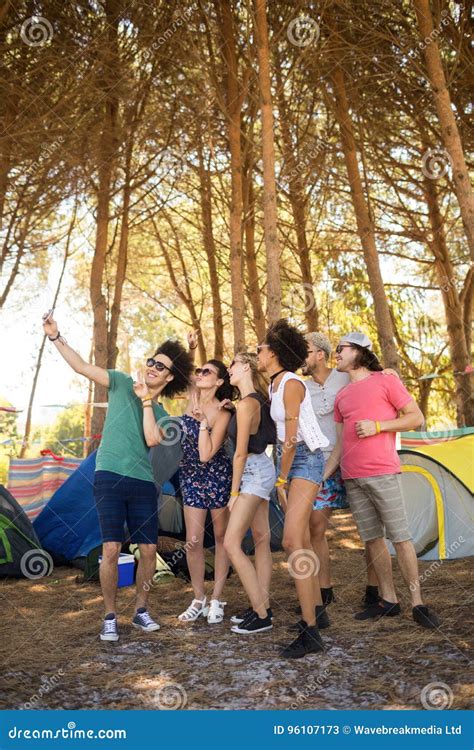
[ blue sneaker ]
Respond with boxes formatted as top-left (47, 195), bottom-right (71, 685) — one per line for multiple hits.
top-left (132, 608), bottom-right (160, 632)
top-left (100, 614), bottom-right (119, 642)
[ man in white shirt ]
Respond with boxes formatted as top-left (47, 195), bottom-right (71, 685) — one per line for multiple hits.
top-left (302, 333), bottom-right (380, 612)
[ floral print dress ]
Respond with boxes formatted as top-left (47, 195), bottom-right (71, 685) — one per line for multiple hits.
top-left (179, 414), bottom-right (232, 509)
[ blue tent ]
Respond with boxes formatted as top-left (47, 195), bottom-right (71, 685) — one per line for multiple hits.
top-left (33, 452), bottom-right (100, 562)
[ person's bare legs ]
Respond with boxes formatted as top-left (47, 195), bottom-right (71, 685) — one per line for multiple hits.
top-left (183, 506), bottom-right (206, 600)
top-left (135, 543), bottom-right (157, 610)
top-left (283, 478), bottom-right (322, 626)
top-left (364, 537), bottom-right (397, 603)
top-left (100, 541), bottom-right (121, 615)
top-left (251, 500), bottom-right (272, 610)
top-left (210, 506), bottom-right (230, 600)
top-left (309, 507), bottom-right (333, 588)
top-left (224, 494), bottom-right (267, 617)
top-left (393, 539), bottom-right (423, 606)
top-left (365, 544), bottom-right (379, 587)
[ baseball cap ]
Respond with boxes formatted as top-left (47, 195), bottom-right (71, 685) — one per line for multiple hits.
top-left (306, 332), bottom-right (332, 357)
top-left (340, 332), bottom-right (373, 350)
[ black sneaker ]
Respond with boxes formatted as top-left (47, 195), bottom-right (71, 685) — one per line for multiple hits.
top-left (354, 598), bottom-right (401, 620)
top-left (280, 621), bottom-right (324, 659)
top-left (230, 607), bottom-right (253, 625)
top-left (412, 605), bottom-right (441, 629)
top-left (321, 587), bottom-right (335, 605)
top-left (231, 607), bottom-right (273, 625)
top-left (231, 611), bottom-right (273, 634)
top-left (316, 604), bottom-right (330, 629)
top-left (362, 585), bottom-right (380, 607)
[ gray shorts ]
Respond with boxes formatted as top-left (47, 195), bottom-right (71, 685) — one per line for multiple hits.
top-left (344, 474), bottom-right (411, 543)
top-left (239, 452), bottom-right (276, 501)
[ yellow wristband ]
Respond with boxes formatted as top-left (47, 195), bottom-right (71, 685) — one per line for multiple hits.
top-left (275, 475), bottom-right (287, 487)
top-left (230, 491), bottom-right (239, 497)
top-left (375, 420), bottom-right (381, 434)
top-left (141, 394), bottom-right (153, 403)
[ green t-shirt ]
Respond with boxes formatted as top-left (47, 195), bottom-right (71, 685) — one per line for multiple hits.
top-left (95, 370), bottom-right (169, 483)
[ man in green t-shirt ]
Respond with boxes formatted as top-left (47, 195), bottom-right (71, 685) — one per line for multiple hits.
top-left (42, 313), bottom-right (194, 642)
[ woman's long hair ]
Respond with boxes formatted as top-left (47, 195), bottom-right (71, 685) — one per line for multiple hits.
top-left (206, 359), bottom-right (236, 401)
top-left (234, 352), bottom-right (269, 400)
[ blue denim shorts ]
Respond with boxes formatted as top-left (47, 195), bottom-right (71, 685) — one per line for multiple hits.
top-left (239, 452), bottom-right (276, 501)
top-left (276, 442), bottom-right (324, 485)
top-left (94, 470), bottom-right (158, 544)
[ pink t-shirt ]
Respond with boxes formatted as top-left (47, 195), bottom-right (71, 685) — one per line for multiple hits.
top-left (334, 372), bottom-right (412, 479)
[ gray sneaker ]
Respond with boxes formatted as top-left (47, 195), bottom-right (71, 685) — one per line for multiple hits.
top-left (100, 615), bottom-right (119, 642)
top-left (132, 608), bottom-right (160, 632)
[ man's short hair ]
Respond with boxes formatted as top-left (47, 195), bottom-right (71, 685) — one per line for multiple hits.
top-left (306, 332), bottom-right (332, 360)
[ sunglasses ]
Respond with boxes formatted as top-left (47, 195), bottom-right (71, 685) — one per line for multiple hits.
top-left (229, 359), bottom-right (243, 369)
top-left (146, 357), bottom-right (172, 372)
top-left (256, 344), bottom-right (270, 354)
top-left (335, 344), bottom-right (354, 354)
top-left (195, 367), bottom-right (216, 377)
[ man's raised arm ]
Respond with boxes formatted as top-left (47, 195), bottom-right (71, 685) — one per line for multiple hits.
top-left (42, 313), bottom-right (109, 388)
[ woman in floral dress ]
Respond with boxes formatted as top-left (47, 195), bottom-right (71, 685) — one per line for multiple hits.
top-left (177, 332), bottom-right (233, 625)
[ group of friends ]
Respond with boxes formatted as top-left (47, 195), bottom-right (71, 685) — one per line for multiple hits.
top-left (42, 314), bottom-right (440, 660)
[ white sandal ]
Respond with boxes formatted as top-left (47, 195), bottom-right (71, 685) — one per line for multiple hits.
top-left (207, 599), bottom-right (227, 624)
top-left (178, 597), bottom-right (209, 622)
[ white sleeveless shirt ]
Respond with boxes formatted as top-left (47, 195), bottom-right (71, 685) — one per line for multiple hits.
top-left (269, 372), bottom-right (329, 452)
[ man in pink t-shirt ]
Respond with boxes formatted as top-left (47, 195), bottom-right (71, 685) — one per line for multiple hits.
top-left (324, 332), bottom-right (440, 630)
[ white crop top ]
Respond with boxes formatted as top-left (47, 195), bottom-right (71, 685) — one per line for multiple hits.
top-left (269, 372), bottom-right (329, 452)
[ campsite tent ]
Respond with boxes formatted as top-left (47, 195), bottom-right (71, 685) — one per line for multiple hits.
top-left (0, 485), bottom-right (52, 577)
top-left (397, 433), bottom-right (473, 560)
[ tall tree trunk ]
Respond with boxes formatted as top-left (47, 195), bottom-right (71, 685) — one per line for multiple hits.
top-left (242, 154), bottom-right (266, 342)
top-left (253, 0), bottom-right (281, 323)
top-left (197, 137), bottom-right (224, 359)
top-left (423, 175), bottom-right (473, 425)
top-left (20, 207), bottom-right (76, 456)
top-left (275, 57), bottom-right (318, 330)
top-left (330, 65), bottom-right (399, 369)
top-left (413, 0), bottom-right (474, 260)
top-left (107, 140), bottom-right (132, 369)
top-left (89, 0), bottom-right (119, 442)
top-left (216, 0), bottom-right (246, 351)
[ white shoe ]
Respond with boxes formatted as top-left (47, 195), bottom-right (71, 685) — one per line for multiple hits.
top-left (207, 599), bottom-right (227, 624)
top-left (178, 597), bottom-right (209, 622)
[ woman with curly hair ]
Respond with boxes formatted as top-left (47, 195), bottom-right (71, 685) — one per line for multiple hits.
top-left (257, 319), bottom-right (329, 658)
top-left (224, 352), bottom-right (276, 635)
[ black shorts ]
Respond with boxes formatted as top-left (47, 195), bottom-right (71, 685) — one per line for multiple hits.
top-left (94, 471), bottom-right (158, 544)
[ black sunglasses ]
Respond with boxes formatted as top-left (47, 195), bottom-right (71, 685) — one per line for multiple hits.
top-left (335, 344), bottom-right (355, 354)
top-left (195, 367), bottom-right (216, 377)
top-left (146, 357), bottom-right (172, 372)
top-left (256, 344), bottom-right (270, 354)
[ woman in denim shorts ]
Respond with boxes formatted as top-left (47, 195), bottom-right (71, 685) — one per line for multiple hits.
top-left (257, 320), bottom-right (329, 659)
top-left (224, 352), bottom-right (276, 635)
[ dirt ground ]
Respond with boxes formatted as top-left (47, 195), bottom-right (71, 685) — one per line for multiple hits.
top-left (1, 511), bottom-right (472, 711)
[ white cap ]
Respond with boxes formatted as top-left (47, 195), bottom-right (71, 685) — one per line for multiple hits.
top-left (340, 332), bottom-right (373, 350)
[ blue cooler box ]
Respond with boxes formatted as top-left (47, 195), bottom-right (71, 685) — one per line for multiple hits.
top-left (99, 552), bottom-right (135, 587)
